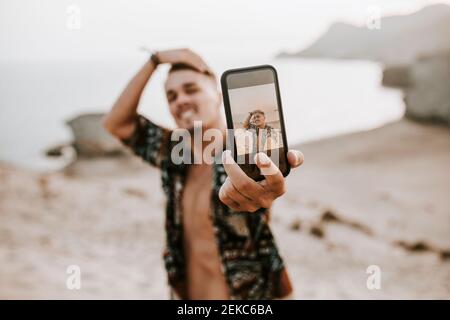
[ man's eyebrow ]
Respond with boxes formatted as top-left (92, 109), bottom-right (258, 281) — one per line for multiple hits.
top-left (166, 82), bottom-right (199, 95)
top-left (183, 82), bottom-right (198, 88)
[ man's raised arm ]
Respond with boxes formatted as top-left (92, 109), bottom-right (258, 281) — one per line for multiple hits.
top-left (102, 59), bottom-right (157, 141)
top-left (103, 48), bottom-right (212, 141)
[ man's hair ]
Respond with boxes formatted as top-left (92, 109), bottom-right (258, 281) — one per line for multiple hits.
top-left (168, 63), bottom-right (216, 81)
top-left (243, 109), bottom-right (265, 129)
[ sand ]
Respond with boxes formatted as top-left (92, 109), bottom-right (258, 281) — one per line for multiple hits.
top-left (1, 119), bottom-right (449, 299)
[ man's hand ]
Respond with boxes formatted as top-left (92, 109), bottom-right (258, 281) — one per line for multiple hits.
top-left (219, 150), bottom-right (304, 212)
top-left (157, 48), bottom-right (213, 74)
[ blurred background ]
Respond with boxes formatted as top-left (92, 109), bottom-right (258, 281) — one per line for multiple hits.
top-left (0, 0), bottom-right (449, 299)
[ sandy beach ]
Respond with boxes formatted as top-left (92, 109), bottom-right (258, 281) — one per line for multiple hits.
top-left (1, 119), bottom-right (449, 299)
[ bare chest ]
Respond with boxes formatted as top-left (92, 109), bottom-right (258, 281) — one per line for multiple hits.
top-left (181, 165), bottom-right (214, 232)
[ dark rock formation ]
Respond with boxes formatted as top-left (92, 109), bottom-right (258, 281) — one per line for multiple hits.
top-left (66, 113), bottom-right (127, 157)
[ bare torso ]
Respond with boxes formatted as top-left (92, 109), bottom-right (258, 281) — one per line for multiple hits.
top-left (181, 163), bottom-right (230, 299)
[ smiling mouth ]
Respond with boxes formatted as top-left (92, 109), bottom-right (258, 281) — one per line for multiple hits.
top-left (180, 109), bottom-right (195, 121)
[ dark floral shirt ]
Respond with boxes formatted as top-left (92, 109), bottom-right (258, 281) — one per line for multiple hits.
top-left (122, 114), bottom-right (293, 300)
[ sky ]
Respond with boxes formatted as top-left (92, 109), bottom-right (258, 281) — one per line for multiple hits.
top-left (1, 0), bottom-right (449, 62)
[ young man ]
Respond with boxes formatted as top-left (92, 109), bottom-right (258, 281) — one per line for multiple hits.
top-left (241, 109), bottom-right (281, 154)
top-left (103, 48), bottom-right (304, 300)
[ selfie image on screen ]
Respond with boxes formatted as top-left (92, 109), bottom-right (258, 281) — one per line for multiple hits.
top-left (228, 83), bottom-right (283, 156)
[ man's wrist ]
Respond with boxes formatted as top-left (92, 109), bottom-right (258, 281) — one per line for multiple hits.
top-left (149, 51), bottom-right (160, 68)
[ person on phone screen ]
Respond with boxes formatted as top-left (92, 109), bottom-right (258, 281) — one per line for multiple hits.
top-left (241, 109), bottom-right (282, 154)
top-left (103, 48), bottom-right (304, 300)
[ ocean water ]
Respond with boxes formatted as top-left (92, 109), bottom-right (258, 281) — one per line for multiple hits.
top-left (0, 58), bottom-right (404, 171)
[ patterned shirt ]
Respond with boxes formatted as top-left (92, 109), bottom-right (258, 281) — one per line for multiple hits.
top-left (122, 114), bottom-right (293, 300)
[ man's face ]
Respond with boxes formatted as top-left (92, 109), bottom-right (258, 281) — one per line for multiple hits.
top-left (250, 112), bottom-right (265, 128)
top-left (165, 70), bottom-right (221, 130)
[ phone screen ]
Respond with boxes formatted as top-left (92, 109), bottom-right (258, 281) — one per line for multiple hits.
top-left (221, 66), bottom-right (290, 181)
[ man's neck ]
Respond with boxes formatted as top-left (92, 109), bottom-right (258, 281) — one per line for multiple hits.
top-left (190, 117), bottom-right (226, 164)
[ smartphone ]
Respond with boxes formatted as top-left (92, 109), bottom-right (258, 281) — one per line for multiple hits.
top-left (221, 65), bottom-right (290, 181)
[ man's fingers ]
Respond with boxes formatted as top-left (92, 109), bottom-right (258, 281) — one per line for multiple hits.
top-left (221, 151), bottom-right (287, 210)
top-left (287, 150), bottom-right (304, 168)
top-left (189, 57), bottom-right (208, 73)
top-left (181, 49), bottom-right (212, 73)
top-left (158, 48), bottom-right (211, 73)
top-left (218, 188), bottom-right (241, 212)
top-left (222, 177), bottom-right (260, 212)
top-left (220, 178), bottom-right (260, 212)
top-left (222, 150), bottom-right (264, 199)
top-left (222, 178), bottom-right (252, 202)
top-left (254, 152), bottom-right (284, 193)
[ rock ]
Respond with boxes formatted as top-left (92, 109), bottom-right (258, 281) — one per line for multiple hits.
top-left (310, 225), bottom-right (325, 238)
top-left (66, 113), bottom-right (127, 157)
top-left (321, 210), bottom-right (339, 222)
top-left (382, 65), bottom-right (411, 88)
top-left (289, 219), bottom-right (301, 231)
top-left (44, 143), bottom-right (77, 170)
top-left (441, 251), bottom-right (450, 261)
top-left (395, 240), bottom-right (432, 252)
top-left (403, 54), bottom-right (450, 125)
top-left (45, 144), bottom-right (66, 157)
top-left (320, 209), bottom-right (373, 236)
